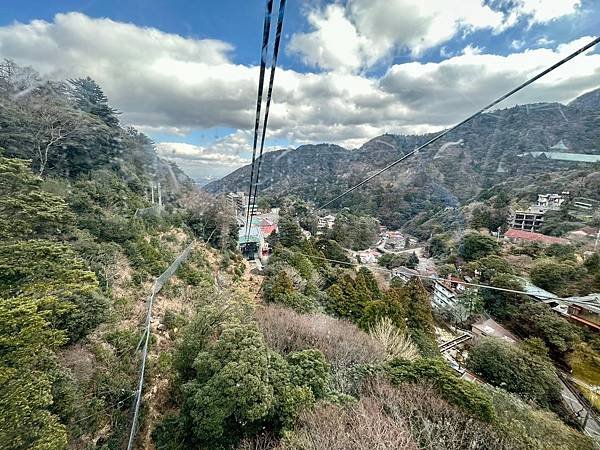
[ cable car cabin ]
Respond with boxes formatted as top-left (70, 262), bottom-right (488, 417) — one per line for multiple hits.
top-left (240, 241), bottom-right (259, 260)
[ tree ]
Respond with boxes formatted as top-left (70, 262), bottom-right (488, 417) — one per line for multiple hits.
top-left (25, 84), bottom-right (86, 176)
top-left (467, 338), bottom-right (563, 413)
top-left (512, 302), bottom-right (581, 362)
top-left (68, 77), bottom-right (119, 126)
top-left (278, 216), bottom-right (303, 248)
top-left (176, 319), bottom-right (317, 448)
top-left (0, 296), bottom-right (68, 449)
top-left (406, 252), bottom-right (419, 269)
top-left (0, 156), bottom-right (74, 240)
top-left (482, 274), bottom-right (525, 320)
top-left (403, 278), bottom-right (438, 357)
top-left (378, 253), bottom-right (405, 269)
top-left (458, 233), bottom-right (500, 261)
top-left (530, 259), bottom-right (582, 295)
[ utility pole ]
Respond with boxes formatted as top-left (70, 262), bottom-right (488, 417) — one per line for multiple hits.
top-left (150, 183), bottom-right (155, 204)
top-left (594, 228), bottom-right (600, 252)
top-left (158, 181), bottom-right (163, 208)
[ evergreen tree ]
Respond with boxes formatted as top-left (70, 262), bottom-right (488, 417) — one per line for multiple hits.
top-left (404, 278), bottom-right (438, 356)
top-left (69, 77), bottom-right (119, 126)
top-left (278, 215), bottom-right (303, 247)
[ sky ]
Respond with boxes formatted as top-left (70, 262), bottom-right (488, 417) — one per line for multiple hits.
top-left (0, 0), bottom-right (599, 180)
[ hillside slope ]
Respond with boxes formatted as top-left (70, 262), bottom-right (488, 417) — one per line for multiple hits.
top-left (206, 89), bottom-right (600, 229)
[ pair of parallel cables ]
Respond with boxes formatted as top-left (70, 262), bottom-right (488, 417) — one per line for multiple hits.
top-left (244, 0), bottom-right (287, 243)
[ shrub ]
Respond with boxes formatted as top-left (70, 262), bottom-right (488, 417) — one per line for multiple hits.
top-left (278, 397), bottom-right (416, 450)
top-left (386, 358), bottom-right (495, 422)
top-left (458, 233), bottom-right (500, 261)
top-left (288, 349), bottom-right (330, 400)
top-left (467, 338), bottom-right (563, 411)
top-left (255, 304), bottom-right (385, 393)
top-left (485, 385), bottom-right (596, 450)
top-left (369, 318), bottom-right (419, 361)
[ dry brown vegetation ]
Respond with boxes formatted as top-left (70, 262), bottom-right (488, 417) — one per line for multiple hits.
top-left (275, 380), bottom-right (517, 450)
top-left (369, 317), bottom-right (419, 361)
top-left (255, 303), bottom-right (385, 391)
top-left (279, 397), bottom-right (417, 450)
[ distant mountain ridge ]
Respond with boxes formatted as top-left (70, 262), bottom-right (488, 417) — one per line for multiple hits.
top-left (206, 89), bottom-right (600, 230)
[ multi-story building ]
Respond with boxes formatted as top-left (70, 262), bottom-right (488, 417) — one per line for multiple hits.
top-left (226, 192), bottom-right (245, 215)
top-left (508, 207), bottom-right (545, 231)
top-left (432, 276), bottom-right (466, 309)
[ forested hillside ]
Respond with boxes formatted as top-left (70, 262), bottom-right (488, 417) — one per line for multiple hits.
top-left (206, 88), bottom-right (600, 231)
top-left (0, 60), bottom-right (238, 448)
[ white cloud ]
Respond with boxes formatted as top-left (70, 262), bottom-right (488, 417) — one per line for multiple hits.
top-left (511, 39), bottom-right (525, 50)
top-left (514, 0), bottom-right (581, 23)
top-left (0, 13), bottom-right (598, 179)
top-left (288, 0), bottom-right (582, 73)
top-left (462, 44), bottom-right (483, 55)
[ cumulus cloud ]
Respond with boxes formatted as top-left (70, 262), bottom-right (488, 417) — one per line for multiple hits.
top-left (288, 0), bottom-right (582, 72)
top-left (0, 12), bottom-right (598, 178)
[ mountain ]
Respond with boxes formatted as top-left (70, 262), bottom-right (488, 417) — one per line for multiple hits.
top-left (568, 87), bottom-right (600, 111)
top-left (206, 91), bottom-right (600, 232)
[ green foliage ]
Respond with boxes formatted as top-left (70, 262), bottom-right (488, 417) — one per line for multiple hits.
top-left (386, 357), bottom-right (495, 422)
top-left (485, 385), bottom-right (596, 450)
top-left (470, 255), bottom-right (513, 283)
top-left (0, 296), bottom-right (68, 449)
top-left (482, 274), bottom-right (526, 320)
top-left (467, 338), bottom-right (563, 411)
top-left (314, 239), bottom-right (350, 265)
top-left (0, 155), bottom-right (75, 240)
top-left (328, 210), bottom-right (379, 251)
top-left (530, 258), bottom-right (583, 295)
top-left (403, 278), bottom-right (438, 357)
top-left (458, 233), bottom-right (500, 261)
top-left (377, 252), bottom-right (406, 269)
top-left (278, 215), bottom-right (304, 248)
top-left (68, 77), bottom-right (119, 126)
top-left (173, 303), bottom-right (319, 448)
top-left (0, 240), bottom-right (109, 341)
top-left (287, 349), bottom-right (330, 400)
top-left (512, 302), bottom-right (581, 362)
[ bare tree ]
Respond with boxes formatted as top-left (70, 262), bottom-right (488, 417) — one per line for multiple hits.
top-left (23, 86), bottom-right (84, 176)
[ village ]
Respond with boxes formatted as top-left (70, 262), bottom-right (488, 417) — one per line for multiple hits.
top-left (228, 188), bottom-right (600, 433)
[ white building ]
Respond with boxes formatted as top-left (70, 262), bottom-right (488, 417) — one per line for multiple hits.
top-left (317, 214), bottom-right (336, 230)
top-left (432, 276), bottom-right (466, 309)
top-left (537, 192), bottom-right (568, 210)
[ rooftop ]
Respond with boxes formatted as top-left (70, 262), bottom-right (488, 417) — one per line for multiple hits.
top-left (472, 318), bottom-right (518, 343)
top-left (504, 228), bottom-right (568, 245)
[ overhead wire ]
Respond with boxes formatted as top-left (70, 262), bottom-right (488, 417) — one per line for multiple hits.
top-left (244, 0), bottom-right (274, 239)
top-left (247, 0), bottom-right (287, 238)
top-left (289, 250), bottom-right (560, 300)
top-left (317, 36), bottom-right (600, 210)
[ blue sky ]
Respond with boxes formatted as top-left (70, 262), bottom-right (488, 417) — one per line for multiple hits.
top-left (0, 0), bottom-right (598, 179)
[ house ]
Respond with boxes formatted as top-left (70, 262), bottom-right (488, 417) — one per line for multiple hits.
top-left (472, 318), bottom-right (517, 344)
top-left (357, 249), bottom-right (379, 264)
top-left (537, 192), bottom-right (568, 210)
top-left (508, 207), bottom-right (545, 231)
top-left (317, 214), bottom-right (336, 231)
top-left (504, 228), bottom-right (568, 245)
top-left (391, 266), bottom-right (419, 283)
top-left (432, 275), bottom-right (466, 309)
top-left (560, 294), bottom-right (600, 332)
top-left (385, 231), bottom-right (406, 250)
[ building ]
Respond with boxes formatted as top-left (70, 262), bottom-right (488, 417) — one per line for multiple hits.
top-left (357, 249), bottom-right (379, 264)
top-left (317, 214), bottom-right (336, 232)
top-left (471, 318), bottom-right (517, 344)
top-left (508, 207), bottom-right (545, 231)
top-left (558, 294), bottom-right (600, 332)
top-left (226, 192), bottom-right (245, 215)
top-left (391, 266), bottom-right (419, 283)
top-left (504, 228), bottom-right (568, 245)
top-left (537, 192), bottom-right (568, 210)
top-left (385, 231), bottom-right (406, 250)
top-left (432, 275), bottom-right (466, 309)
